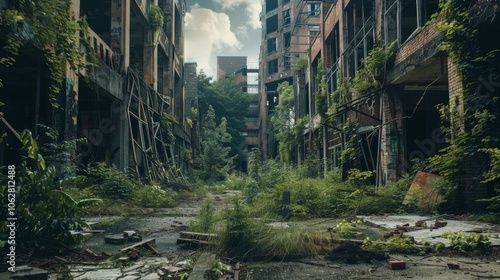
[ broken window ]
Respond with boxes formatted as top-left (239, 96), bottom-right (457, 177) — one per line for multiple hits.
top-left (385, 0), bottom-right (440, 46)
top-left (266, 0), bottom-right (278, 12)
top-left (343, 0), bottom-right (374, 77)
top-left (268, 59), bottom-right (278, 74)
top-left (308, 3), bottom-right (321, 17)
top-left (266, 14), bottom-right (278, 34)
top-left (284, 32), bottom-right (291, 49)
top-left (283, 9), bottom-right (291, 26)
top-left (267, 37), bottom-right (278, 54)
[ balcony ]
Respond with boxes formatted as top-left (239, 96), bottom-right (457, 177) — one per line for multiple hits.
top-left (87, 28), bottom-right (122, 73)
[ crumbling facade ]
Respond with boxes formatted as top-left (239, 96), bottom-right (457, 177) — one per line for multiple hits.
top-left (259, 0), bottom-right (321, 160)
top-left (0, 0), bottom-right (196, 182)
top-left (259, 0), bottom-right (500, 211)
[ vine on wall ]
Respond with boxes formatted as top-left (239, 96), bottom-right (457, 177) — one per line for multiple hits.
top-left (0, 0), bottom-right (91, 105)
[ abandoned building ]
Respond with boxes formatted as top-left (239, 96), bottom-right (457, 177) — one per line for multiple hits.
top-left (0, 0), bottom-right (199, 182)
top-left (216, 56), bottom-right (260, 172)
top-left (258, 0), bottom-right (500, 211)
top-left (259, 0), bottom-right (322, 160)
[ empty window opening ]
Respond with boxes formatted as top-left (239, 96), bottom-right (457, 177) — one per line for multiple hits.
top-left (267, 14), bottom-right (279, 34)
top-left (267, 37), bottom-right (278, 54)
top-left (268, 59), bottom-right (279, 74)
top-left (266, 0), bottom-right (278, 12)
top-left (283, 9), bottom-right (291, 26)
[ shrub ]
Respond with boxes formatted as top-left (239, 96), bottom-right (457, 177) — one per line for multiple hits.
top-left (442, 231), bottom-right (492, 255)
top-left (0, 130), bottom-right (101, 253)
top-left (131, 184), bottom-right (176, 208)
top-left (85, 163), bottom-right (137, 199)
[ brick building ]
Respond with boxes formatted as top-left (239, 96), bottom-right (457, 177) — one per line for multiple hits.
top-left (0, 0), bottom-right (198, 182)
top-left (259, 0), bottom-right (500, 211)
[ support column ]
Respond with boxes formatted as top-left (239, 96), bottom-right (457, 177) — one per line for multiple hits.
top-left (111, 0), bottom-right (130, 71)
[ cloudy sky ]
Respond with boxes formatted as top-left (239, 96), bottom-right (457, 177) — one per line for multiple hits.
top-left (184, 0), bottom-right (262, 79)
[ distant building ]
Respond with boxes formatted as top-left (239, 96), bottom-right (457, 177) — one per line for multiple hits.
top-left (216, 56), bottom-right (260, 172)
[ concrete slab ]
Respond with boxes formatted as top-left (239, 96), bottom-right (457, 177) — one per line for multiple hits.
top-left (187, 252), bottom-right (216, 280)
top-left (73, 268), bottom-right (122, 280)
top-left (359, 215), bottom-right (500, 246)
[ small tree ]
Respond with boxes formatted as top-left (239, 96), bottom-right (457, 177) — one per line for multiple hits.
top-left (199, 106), bottom-right (232, 181)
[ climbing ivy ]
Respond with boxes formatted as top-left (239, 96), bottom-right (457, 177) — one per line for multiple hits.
top-left (149, 4), bottom-right (164, 41)
top-left (0, 0), bottom-right (91, 105)
top-left (426, 0), bottom-right (500, 210)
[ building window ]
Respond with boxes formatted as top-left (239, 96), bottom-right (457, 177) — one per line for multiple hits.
top-left (283, 9), bottom-right (291, 26)
top-left (284, 56), bottom-right (290, 70)
top-left (268, 59), bottom-right (278, 74)
top-left (266, 0), bottom-right (278, 12)
top-left (267, 37), bottom-right (277, 54)
top-left (309, 25), bottom-right (320, 37)
top-left (308, 3), bottom-right (320, 17)
top-left (284, 32), bottom-right (291, 49)
top-left (266, 14), bottom-right (278, 34)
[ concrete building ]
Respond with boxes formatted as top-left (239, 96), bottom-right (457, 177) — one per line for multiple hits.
top-left (0, 0), bottom-right (196, 182)
top-left (259, 0), bottom-right (500, 211)
top-left (216, 56), bottom-right (260, 172)
top-left (259, 0), bottom-right (322, 160)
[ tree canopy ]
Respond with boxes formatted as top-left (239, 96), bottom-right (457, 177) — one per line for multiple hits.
top-left (197, 71), bottom-right (251, 168)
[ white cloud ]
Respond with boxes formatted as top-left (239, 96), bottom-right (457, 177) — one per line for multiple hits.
top-left (236, 25), bottom-right (248, 37)
top-left (213, 0), bottom-right (262, 29)
top-left (184, 4), bottom-right (242, 77)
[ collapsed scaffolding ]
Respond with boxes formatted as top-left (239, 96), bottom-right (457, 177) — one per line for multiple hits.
top-left (127, 69), bottom-right (185, 183)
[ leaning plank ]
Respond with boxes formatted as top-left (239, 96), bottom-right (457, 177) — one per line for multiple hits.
top-left (120, 238), bottom-right (156, 252)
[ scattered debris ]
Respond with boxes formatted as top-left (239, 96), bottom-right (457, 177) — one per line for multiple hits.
top-left (447, 260), bottom-right (460, 269)
top-left (325, 243), bottom-right (388, 264)
top-left (387, 258), bottom-right (406, 270)
top-left (403, 171), bottom-right (443, 211)
top-left (105, 230), bottom-right (143, 245)
top-left (177, 231), bottom-right (216, 248)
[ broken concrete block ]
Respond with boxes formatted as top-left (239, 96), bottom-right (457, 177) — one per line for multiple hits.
top-left (387, 260), bottom-right (406, 270)
top-left (119, 257), bottom-right (130, 265)
top-left (447, 261), bottom-right (460, 269)
top-left (139, 272), bottom-right (160, 280)
top-left (123, 230), bottom-right (137, 237)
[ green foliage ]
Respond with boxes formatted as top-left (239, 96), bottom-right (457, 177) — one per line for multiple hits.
top-left (204, 259), bottom-right (228, 280)
top-left (0, 130), bottom-right (101, 252)
top-left (0, 0), bottom-right (90, 98)
top-left (130, 184), bottom-right (176, 208)
top-left (269, 82), bottom-right (305, 163)
top-left (217, 198), bottom-right (261, 256)
top-left (199, 105), bottom-right (233, 182)
top-left (197, 72), bottom-right (251, 162)
top-left (362, 236), bottom-right (423, 254)
top-left (189, 199), bottom-right (217, 233)
top-left (37, 124), bottom-right (84, 179)
top-left (149, 4), bottom-right (164, 33)
top-left (333, 219), bottom-right (365, 238)
top-left (442, 231), bottom-right (492, 255)
top-left (294, 55), bottom-right (309, 71)
top-left (85, 163), bottom-right (137, 200)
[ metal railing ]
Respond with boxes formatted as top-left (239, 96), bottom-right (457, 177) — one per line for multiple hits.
top-left (88, 28), bottom-right (121, 72)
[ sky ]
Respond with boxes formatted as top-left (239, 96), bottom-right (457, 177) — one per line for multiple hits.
top-left (184, 0), bottom-right (262, 79)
